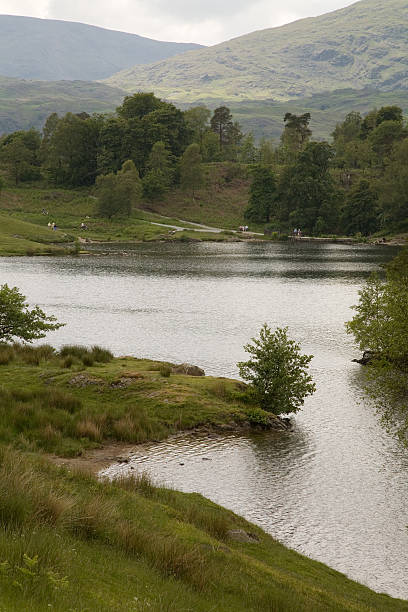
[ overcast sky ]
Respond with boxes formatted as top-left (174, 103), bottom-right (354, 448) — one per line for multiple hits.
top-left (0, 0), bottom-right (357, 45)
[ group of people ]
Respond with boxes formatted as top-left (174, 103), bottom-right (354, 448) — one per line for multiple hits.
top-left (47, 221), bottom-right (58, 231)
top-left (239, 225), bottom-right (249, 232)
top-left (293, 228), bottom-right (302, 238)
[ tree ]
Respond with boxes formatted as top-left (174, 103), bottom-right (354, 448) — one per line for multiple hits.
top-left (180, 143), bottom-right (204, 197)
top-left (277, 141), bottom-right (340, 234)
top-left (0, 284), bottom-right (63, 343)
top-left (96, 159), bottom-right (141, 218)
top-left (210, 106), bottom-right (233, 149)
top-left (238, 324), bottom-right (316, 415)
top-left (240, 133), bottom-right (258, 163)
top-left (244, 165), bottom-right (276, 223)
top-left (346, 250), bottom-right (408, 444)
top-left (0, 129), bottom-right (41, 184)
top-left (184, 106), bottom-right (211, 146)
top-left (377, 138), bottom-right (408, 228)
top-left (281, 112), bottom-right (312, 156)
top-left (340, 180), bottom-right (380, 236)
top-left (142, 141), bottom-right (174, 200)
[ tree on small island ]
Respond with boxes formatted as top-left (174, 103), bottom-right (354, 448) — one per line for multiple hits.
top-left (0, 284), bottom-right (63, 343)
top-left (238, 324), bottom-right (316, 415)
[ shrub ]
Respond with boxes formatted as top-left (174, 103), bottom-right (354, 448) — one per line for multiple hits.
top-left (159, 366), bottom-right (171, 378)
top-left (90, 346), bottom-right (113, 363)
top-left (238, 324), bottom-right (316, 415)
top-left (81, 355), bottom-right (94, 367)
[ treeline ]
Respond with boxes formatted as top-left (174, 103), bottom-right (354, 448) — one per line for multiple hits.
top-left (246, 107), bottom-right (407, 235)
top-left (0, 94), bottom-right (407, 235)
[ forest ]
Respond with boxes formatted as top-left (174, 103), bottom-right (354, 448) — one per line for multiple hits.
top-left (0, 93), bottom-right (406, 236)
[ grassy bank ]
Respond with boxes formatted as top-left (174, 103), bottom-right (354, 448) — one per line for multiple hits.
top-left (0, 344), bottom-right (407, 609)
top-left (0, 343), bottom-right (280, 458)
top-left (0, 164), bottom-right (265, 255)
top-left (1, 448), bottom-right (407, 611)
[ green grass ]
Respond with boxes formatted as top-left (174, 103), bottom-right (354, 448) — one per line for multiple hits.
top-left (0, 343), bottom-right (273, 457)
top-left (0, 446), bottom-right (407, 611)
top-left (0, 211), bottom-right (74, 255)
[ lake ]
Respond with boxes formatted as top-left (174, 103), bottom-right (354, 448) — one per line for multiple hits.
top-left (1, 240), bottom-right (407, 599)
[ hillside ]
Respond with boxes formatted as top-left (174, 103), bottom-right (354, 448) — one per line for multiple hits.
top-left (0, 76), bottom-right (125, 134)
top-left (107, 0), bottom-right (408, 103)
top-left (0, 15), bottom-right (202, 81)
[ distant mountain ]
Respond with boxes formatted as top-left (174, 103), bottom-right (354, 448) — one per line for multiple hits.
top-left (0, 15), bottom-right (202, 81)
top-left (107, 0), bottom-right (408, 103)
top-left (0, 76), bottom-right (125, 134)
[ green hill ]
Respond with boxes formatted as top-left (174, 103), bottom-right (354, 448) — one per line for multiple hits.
top-left (107, 0), bottom-right (408, 103)
top-left (0, 15), bottom-right (202, 81)
top-left (0, 76), bottom-right (125, 134)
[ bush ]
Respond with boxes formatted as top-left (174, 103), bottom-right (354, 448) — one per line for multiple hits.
top-left (238, 324), bottom-right (316, 415)
top-left (159, 366), bottom-right (171, 377)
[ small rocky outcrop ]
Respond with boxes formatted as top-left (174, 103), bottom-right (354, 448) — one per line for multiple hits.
top-left (227, 529), bottom-right (260, 543)
top-left (68, 374), bottom-right (104, 387)
top-left (171, 363), bottom-right (205, 376)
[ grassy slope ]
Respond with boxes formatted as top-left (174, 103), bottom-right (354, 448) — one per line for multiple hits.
top-left (1, 447), bottom-right (407, 611)
top-left (0, 345), bottom-right (266, 457)
top-left (0, 165), bottom-right (257, 254)
top-left (107, 0), bottom-right (408, 103)
top-left (0, 346), bottom-right (407, 611)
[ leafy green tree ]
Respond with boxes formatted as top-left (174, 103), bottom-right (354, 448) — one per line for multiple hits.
top-left (46, 112), bottom-right (101, 186)
top-left (369, 120), bottom-right (406, 163)
top-left (360, 109), bottom-right (378, 140)
top-left (142, 141), bottom-right (173, 200)
top-left (347, 249), bottom-right (408, 365)
top-left (340, 180), bottom-right (380, 236)
top-left (244, 165), bottom-right (276, 223)
top-left (376, 105), bottom-right (403, 126)
top-left (117, 93), bottom-right (163, 120)
top-left (238, 324), bottom-right (316, 415)
top-left (180, 143), bottom-right (204, 197)
top-left (377, 138), bottom-right (408, 228)
top-left (239, 133), bottom-right (258, 163)
top-left (0, 284), bottom-right (63, 343)
top-left (278, 141), bottom-right (339, 234)
top-left (96, 160), bottom-right (141, 218)
top-left (201, 131), bottom-right (220, 161)
top-left (184, 106), bottom-right (211, 146)
top-left (0, 129), bottom-right (41, 184)
top-left (346, 250), bottom-right (408, 444)
top-left (258, 138), bottom-right (275, 166)
top-left (281, 112), bottom-right (312, 156)
top-left (210, 106), bottom-right (233, 149)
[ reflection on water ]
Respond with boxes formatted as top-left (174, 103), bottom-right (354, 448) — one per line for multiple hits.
top-left (1, 241), bottom-right (407, 598)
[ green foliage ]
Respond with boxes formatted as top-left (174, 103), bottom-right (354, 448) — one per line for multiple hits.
top-left (142, 141), bottom-right (174, 200)
top-left (184, 106), bottom-right (211, 146)
top-left (0, 284), bottom-right (63, 343)
top-left (278, 141), bottom-right (340, 234)
top-left (347, 250), bottom-right (408, 443)
top-left (0, 129), bottom-right (41, 184)
top-left (237, 324), bottom-right (316, 415)
top-left (180, 143), bottom-right (204, 196)
top-left (245, 165), bottom-right (276, 223)
top-left (340, 180), bottom-right (380, 236)
top-left (281, 112), bottom-right (311, 157)
top-left (96, 159), bottom-right (141, 218)
top-left (346, 250), bottom-right (408, 366)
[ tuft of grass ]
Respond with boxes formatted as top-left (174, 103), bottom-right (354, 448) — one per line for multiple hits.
top-left (159, 365), bottom-right (171, 378)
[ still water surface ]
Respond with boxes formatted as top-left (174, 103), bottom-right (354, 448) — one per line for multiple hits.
top-left (1, 241), bottom-right (407, 599)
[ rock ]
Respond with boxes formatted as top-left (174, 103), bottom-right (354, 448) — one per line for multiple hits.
top-left (171, 363), bottom-right (205, 376)
top-left (227, 529), bottom-right (260, 543)
top-left (68, 374), bottom-right (103, 388)
top-left (110, 377), bottom-right (134, 389)
top-left (116, 456), bottom-right (129, 464)
top-left (352, 350), bottom-right (377, 365)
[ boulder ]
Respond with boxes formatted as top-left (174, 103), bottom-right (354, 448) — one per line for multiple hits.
top-left (171, 363), bottom-right (205, 376)
top-left (227, 529), bottom-right (259, 543)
